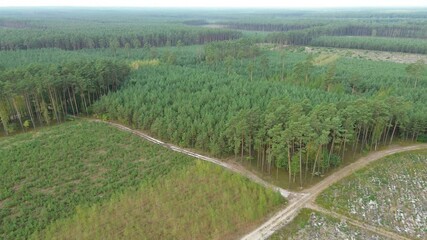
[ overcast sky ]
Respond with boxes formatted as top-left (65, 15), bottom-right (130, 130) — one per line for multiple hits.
top-left (1, 0), bottom-right (427, 8)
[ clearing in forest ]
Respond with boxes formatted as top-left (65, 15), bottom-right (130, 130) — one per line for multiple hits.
top-left (304, 46), bottom-right (427, 64)
top-left (0, 120), bottom-right (283, 240)
top-left (316, 151), bottom-right (427, 239)
top-left (269, 208), bottom-right (387, 240)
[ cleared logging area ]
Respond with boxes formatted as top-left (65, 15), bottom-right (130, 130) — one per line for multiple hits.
top-left (269, 208), bottom-right (387, 240)
top-left (316, 151), bottom-right (427, 239)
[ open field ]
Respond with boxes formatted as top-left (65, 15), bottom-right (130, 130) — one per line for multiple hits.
top-left (304, 46), bottom-right (427, 64)
top-left (269, 208), bottom-right (387, 240)
top-left (34, 161), bottom-right (283, 240)
top-left (316, 151), bottom-right (427, 239)
top-left (0, 120), bottom-right (283, 239)
top-left (0, 120), bottom-right (191, 238)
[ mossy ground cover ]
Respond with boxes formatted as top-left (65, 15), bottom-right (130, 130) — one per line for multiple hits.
top-left (0, 120), bottom-right (283, 239)
top-left (316, 151), bottom-right (427, 239)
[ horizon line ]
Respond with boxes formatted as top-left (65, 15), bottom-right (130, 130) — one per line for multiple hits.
top-left (1, 6), bottom-right (427, 9)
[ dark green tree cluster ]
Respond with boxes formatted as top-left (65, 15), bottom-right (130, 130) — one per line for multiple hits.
top-left (405, 60), bottom-right (427, 87)
top-left (316, 23), bottom-right (427, 39)
top-left (92, 59), bottom-right (426, 186)
top-left (0, 19), bottom-right (31, 28)
top-left (204, 39), bottom-right (261, 63)
top-left (266, 23), bottom-right (427, 43)
top-left (0, 60), bottom-right (130, 134)
top-left (238, 96), bottom-right (419, 185)
top-left (182, 20), bottom-right (209, 26)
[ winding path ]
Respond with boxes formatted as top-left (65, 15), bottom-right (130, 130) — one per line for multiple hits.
top-left (93, 119), bottom-right (427, 240)
top-left (242, 144), bottom-right (427, 240)
top-left (92, 119), bottom-right (299, 199)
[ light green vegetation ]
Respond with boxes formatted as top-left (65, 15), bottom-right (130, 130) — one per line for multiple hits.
top-left (269, 208), bottom-right (386, 240)
top-left (34, 161), bottom-right (283, 240)
top-left (0, 120), bottom-right (283, 239)
top-left (316, 151), bottom-right (427, 239)
top-left (0, 120), bottom-right (191, 239)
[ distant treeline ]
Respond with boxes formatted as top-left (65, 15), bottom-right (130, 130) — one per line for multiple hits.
top-left (211, 20), bottom-right (427, 54)
top-left (224, 21), bottom-right (323, 32)
top-left (0, 22), bottom-right (241, 51)
top-left (264, 23), bottom-right (427, 53)
top-left (255, 23), bottom-right (427, 38)
top-left (311, 36), bottom-right (427, 54)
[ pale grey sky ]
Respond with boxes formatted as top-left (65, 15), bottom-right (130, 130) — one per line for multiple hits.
top-left (1, 0), bottom-right (426, 8)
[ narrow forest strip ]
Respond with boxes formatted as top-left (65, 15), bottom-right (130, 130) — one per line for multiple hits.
top-left (91, 119), bottom-right (299, 199)
top-left (306, 204), bottom-right (411, 240)
top-left (241, 144), bottom-right (427, 240)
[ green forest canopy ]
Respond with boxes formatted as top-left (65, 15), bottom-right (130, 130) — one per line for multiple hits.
top-left (0, 8), bottom-right (426, 187)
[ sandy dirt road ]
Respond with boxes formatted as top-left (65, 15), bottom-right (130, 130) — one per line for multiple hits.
top-left (92, 119), bottom-right (426, 240)
top-left (92, 119), bottom-right (299, 199)
top-left (241, 144), bottom-right (427, 240)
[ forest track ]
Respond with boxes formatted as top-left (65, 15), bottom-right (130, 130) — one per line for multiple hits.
top-left (242, 144), bottom-right (427, 240)
top-left (91, 119), bottom-right (427, 240)
top-left (306, 204), bottom-right (412, 240)
top-left (91, 119), bottom-right (299, 199)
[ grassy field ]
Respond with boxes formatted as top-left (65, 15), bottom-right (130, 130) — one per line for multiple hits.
top-left (269, 208), bottom-right (386, 240)
top-left (34, 161), bottom-right (283, 240)
top-left (316, 151), bottom-right (427, 239)
top-left (0, 120), bottom-right (283, 239)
